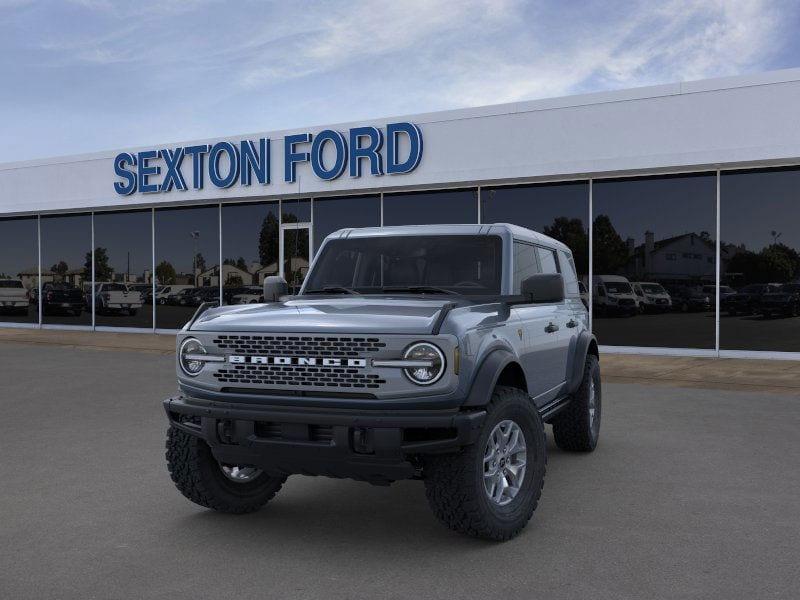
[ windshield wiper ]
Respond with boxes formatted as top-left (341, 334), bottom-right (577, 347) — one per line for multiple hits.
top-left (305, 286), bottom-right (360, 295)
top-left (380, 285), bottom-right (457, 295)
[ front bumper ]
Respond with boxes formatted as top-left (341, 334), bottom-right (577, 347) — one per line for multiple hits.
top-left (164, 395), bottom-right (486, 484)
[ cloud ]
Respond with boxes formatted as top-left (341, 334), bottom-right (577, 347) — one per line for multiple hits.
top-left (0, 0), bottom-right (795, 161)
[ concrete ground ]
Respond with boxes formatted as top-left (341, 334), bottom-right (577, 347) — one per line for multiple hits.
top-left (1, 340), bottom-right (799, 599)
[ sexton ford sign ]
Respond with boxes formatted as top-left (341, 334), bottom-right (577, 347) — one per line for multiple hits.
top-left (112, 122), bottom-right (423, 196)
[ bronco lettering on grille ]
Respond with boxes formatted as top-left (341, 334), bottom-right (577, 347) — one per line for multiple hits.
top-left (228, 355), bottom-right (367, 368)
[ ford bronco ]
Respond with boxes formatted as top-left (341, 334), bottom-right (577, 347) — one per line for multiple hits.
top-left (164, 224), bottom-right (600, 540)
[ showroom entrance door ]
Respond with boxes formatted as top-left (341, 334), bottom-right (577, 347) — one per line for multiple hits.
top-left (280, 222), bottom-right (312, 294)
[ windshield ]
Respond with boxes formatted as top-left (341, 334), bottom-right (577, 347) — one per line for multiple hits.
top-left (605, 282), bottom-right (632, 294)
top-left (100, 283), bottom-right (127, 291)
top-left (304, 235), bottom-right (503, 295)
top-left (0, 280), bottom-right (23, 288)
top-left (640, 283), bottom-right (665, 294)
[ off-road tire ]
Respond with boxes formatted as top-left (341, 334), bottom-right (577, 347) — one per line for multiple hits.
top-left (166, 426), bottom-right (286, 513)
top-left (423, 386), bottom-right (547, 541)
top-left (552, 354), bottom-right (601, 452)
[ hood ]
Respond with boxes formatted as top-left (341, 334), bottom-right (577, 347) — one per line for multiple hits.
top-left (189, 296), bottom-right (456, 334)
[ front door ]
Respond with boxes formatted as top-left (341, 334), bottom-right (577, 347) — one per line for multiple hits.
top-left (280, 223), bottom-right (312, 294)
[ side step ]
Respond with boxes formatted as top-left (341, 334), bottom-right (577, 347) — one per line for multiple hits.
top-left (538, 395), bottom-right (572, 423)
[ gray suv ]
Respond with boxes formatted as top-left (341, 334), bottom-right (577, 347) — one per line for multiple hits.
top-left (163, 224), bottom-right (600, 540)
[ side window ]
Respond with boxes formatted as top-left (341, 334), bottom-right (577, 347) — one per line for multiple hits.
top-left (513, 241), bottom-right (540, 293)
top-left (597, 285), bottom-right (606, 297)
top-left (536, 247), bottom-right (559, 274)
top-left (557, 250), bottom-right (579, 296)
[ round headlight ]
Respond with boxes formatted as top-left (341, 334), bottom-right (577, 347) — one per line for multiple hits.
top-left (403, 342), bottom-right (445, 385)
top-left (179, 337), bottom-right (206, 376)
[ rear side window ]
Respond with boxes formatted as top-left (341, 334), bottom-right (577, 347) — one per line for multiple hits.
top-left (536, 247), bottom-right (560, 274)
top-left (513, 242), bottom-right (540, 293)
top-left (558, 250), bottom-right (579, 296)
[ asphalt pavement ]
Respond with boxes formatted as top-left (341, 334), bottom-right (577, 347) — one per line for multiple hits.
top-left (1, 343), bottom-right (798, 600)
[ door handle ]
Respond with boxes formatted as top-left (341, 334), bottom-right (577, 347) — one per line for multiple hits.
top-left (544, 322), bottom-right (559, 333)
top-left (566, 319), bottom-right (578, 328)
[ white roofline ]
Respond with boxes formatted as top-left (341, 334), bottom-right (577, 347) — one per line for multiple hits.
top-left (3, 67), bottom-right (800, 171)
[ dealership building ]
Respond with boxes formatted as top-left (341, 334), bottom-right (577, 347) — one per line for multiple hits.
top-left (1, 68), bottom-right (800, 359)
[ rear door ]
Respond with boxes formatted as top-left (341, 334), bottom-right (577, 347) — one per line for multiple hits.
top-left (536, 246), bottom-right (572, 390)
top-left (510, 241), bottom-right (563, 401)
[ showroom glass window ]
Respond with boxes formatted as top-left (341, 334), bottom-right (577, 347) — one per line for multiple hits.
top-left (721, 167), bottom-right (800, 352)
top-left (40, 213), bottom-right (92, 326)
top-left (383, 189), bottom-right (478, 225)
top-left (592, 173), bottom-right (717, 349)
top-left (92, 210), bottom-right (153, 329)
top-left (154, 205), bottom-right (219, 330)
top-left (221, 201), bottom-right (278, 305)
top-left (0, 216), bottom-right (38, 324)
top-left (312, 195), bottom-right (381, 250)
top-left (481, 182), bottom-right (589, 281)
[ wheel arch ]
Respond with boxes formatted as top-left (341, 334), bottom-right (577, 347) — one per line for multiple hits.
top-left (463, 349), bottom-right (527, 407)
top-left (566, 330), bottom-right (598, 395)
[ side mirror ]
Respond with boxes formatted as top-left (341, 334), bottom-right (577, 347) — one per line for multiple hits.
top-left (263, 276), bottom-right (288, 302)
top-left (521, 273), bottom-right (565, 304)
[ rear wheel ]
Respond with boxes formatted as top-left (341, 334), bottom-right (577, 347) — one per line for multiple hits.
top-left (552, 355), bottom-right (601, 452)
top-left (423, 386), bottom-right (547, 541)
top-left (166, 426), bottom-right (286, 513)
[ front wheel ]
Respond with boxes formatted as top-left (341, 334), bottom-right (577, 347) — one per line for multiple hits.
top-left (423, 386), bottom-right (547, 541)
top-left (552, 354), bottom-right (601, 452)
top-left (166, 426), bottom-right (286, 513)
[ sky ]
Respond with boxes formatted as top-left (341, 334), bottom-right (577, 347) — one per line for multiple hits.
top-left (0, 0), bottom-right (799, 163)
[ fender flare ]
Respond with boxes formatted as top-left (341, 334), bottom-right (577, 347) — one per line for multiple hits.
top-left (566, 330), bottom-right (599, 395)
top-left (463, 348), bottom-right (519, 407)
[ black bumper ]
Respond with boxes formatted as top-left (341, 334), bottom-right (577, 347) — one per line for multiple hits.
top-left (164, 395), bottom-right (486, 484)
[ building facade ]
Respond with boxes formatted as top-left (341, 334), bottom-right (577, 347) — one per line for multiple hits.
top-left (1, 69), bottom-right (800, 358)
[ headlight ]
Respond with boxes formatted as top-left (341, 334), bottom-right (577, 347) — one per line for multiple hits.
top-left (179, 337), bottom-right (206, 376)
top-left (403, 342), bottom-right (445, 385)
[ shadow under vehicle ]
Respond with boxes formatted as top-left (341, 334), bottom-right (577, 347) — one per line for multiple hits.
top-left (163, 224), bottom-right (600, 542)
top-left (631, 281), bottom-right (672, 313)
top-left (42, 282), bottom-right (84, 315)
top-left (722, 283), bottom-right (781, 316)
top-left (0, 278), bottom-right (31, 315)
top-left (758, 283), bottom-right (800, 318)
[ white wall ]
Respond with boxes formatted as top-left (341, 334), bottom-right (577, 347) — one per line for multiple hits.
top-left (2, 69), bottom-right (800, 215)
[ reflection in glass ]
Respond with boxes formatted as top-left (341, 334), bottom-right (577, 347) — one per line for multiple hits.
top-left (154, 206), bottom-right (219, 329)
top-left (0, 217), bottom-right (38, 324)
top-left (283, 227), bottom-right (310, 294)
top-left (40, 213), bottom-right (92, 325)
top-left (93, 210), bottom-right (153, 328)
top-left (383, 189), bottom-right (478, 225)
top-left (481, 182), bottom-right (589, 278)
top-left (312, 195), bottom-right (381, 250)
top-left (221, 202), bottom-right (278, 305)
top-left (721, 168), bottom-right (800, 352)
top-left (281, 198), bottom-right (311, 223)
top-left (592, 174), bottom-right (717, 349)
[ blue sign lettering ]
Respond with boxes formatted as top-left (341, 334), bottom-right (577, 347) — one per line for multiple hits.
top-left (113, 123), bottom-right (422, 195)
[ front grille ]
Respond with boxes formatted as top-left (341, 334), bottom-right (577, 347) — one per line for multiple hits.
top-left (618, 299), bottom-right (635, 306)
top-left (213, 364), bottom-right (387, 389)
top-left (212, 335), bottom-right (386, 357)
